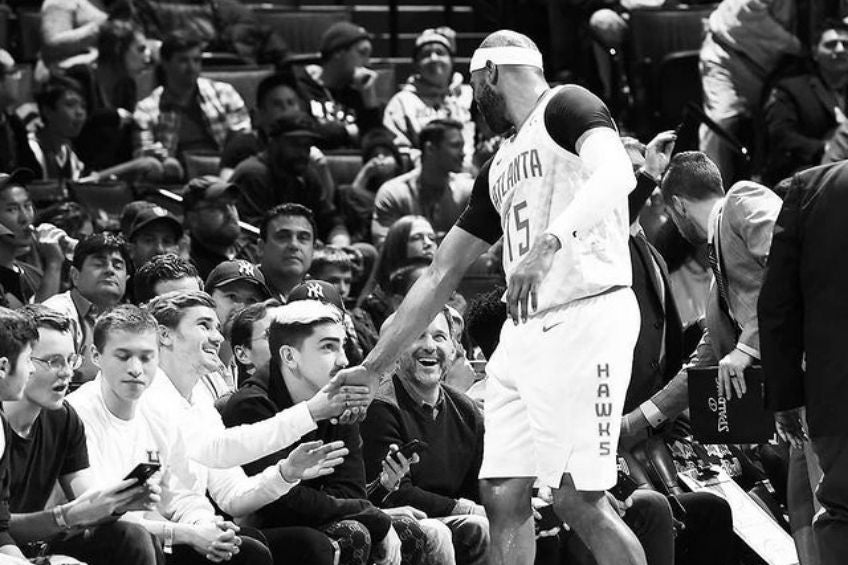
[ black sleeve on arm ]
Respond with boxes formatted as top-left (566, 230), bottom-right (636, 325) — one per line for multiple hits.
top-left (544, 85), bottom-right (616, 155)
top-left (456, 159), bottom-right (502, 244)
top-left (628, 172), bottom-right (658, 225)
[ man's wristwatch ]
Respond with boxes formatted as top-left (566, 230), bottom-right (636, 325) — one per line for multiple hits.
top-left (52, 504), bottom-right (71, 530)
top-left (164, 523), bottom-right (175, 554)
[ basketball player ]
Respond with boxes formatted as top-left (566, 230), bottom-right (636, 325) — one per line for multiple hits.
top-left (333, 30), bottom-right (645, 565)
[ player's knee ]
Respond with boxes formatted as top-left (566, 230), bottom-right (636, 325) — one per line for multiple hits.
top-left (552, 488), bottom-right (609, 530)
top-left (481, 478), bottom-right (533, 518)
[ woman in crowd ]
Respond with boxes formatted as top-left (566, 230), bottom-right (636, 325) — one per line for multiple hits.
top-left (382, 27), bottom-right (476, 169)
top-left (357, 215), bottom-right (436, 329)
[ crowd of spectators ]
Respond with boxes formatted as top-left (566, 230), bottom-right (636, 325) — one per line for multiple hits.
top-left (0, 1), bottom-right (846, 564)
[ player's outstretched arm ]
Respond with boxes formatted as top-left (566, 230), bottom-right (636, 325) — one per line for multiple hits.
top-left (332, 226), bottom-right (492, 421)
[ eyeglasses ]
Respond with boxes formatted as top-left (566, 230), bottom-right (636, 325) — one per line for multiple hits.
top-left (32, 354), bottom-right (83, 372)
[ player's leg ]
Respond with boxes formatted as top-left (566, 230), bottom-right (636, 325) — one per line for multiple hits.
top-left (551, 474), bottom-right (646, 565)
top-left (480, 477), bottom-right (536, 565)
top-left (477, 328), bottom-right (537, 565)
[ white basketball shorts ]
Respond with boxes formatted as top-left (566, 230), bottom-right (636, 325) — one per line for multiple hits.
top-left (479, 287), bottom-right (639, 491)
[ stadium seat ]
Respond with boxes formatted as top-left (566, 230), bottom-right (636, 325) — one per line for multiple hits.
top-left (68, 180), bottom-right (136, 219)
top-left (249, 7), bottom-right (352, 55)
top-left (17, 8), bottom-right (42, 63)
top-left (628, 4), bottom-right (717, 67)
top-left (656, 50), bottom-right (701, 128)
top-left (325, 152), bottom-right (362, 187)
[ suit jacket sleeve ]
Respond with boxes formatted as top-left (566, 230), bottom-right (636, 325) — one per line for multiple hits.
top-left (651, 319), bottom-right (719, 419)
top-left (725, 185), bottom-right (778, 358)
top-left (757, 176), bottom-right (806, 411)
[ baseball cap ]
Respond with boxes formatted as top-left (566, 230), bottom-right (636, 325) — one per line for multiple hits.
top-left (267, 112), bottom-right (323, 140)
top-left (413, 27), bottom-right (456, 58)
top-left (182, 176), bottom-right (238, 213)
top-left (205, 260), bottom-right (272, 298)
top-left (320, 22), bottom-right (372, 58)
top-left (121, 201), bottom-right (183, 241)
top-left (287, 280), bottom-right (345, 311)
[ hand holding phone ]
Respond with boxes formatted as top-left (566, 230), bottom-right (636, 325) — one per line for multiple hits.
top-left (120, 462), bottom-right (161, 492)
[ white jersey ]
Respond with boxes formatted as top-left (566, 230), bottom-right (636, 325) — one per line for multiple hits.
top-left (458, 85), bottom-right (631, 314)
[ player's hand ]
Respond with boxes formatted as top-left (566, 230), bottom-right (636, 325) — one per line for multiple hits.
top-left (506, 234), bottom-right (558, 323)
top-left (278, 440), bottom-right (349, 482)
top-left (325, 365), bottom-right (379, 424)
top-left (643, 130), bottom-right (677, 181)
top-left (306, 379), bottom-right (372, 422)
top-left (532, 497), bottom-right (561, 539)
top-left (775, 408), bottom-right (807, 450)
top-left (717, 348), bottom-right (753, 399)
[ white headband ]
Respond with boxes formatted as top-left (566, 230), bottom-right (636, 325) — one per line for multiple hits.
top-left (469, 46), bottom-right (544, 72)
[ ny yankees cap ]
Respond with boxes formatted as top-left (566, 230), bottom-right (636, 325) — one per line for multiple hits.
top-left (205, 260), bottom-right (272, 298)
top-left (121, 201), bottom-right (183, 241)
top-left (287, 279), bottom-right (345, 311)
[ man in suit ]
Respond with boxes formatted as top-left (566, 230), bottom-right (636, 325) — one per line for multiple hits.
top-left (758, 161), bottom-right (848, 565)
top-left (624, 151), bottom-right (782, 431)
top-left (621, 132), bottom-right (684, 426)
top-left (763, 19), bottom-right (848, 184)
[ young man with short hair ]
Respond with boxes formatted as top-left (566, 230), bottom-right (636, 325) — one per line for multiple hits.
top-left (30, 76), bottom-right (87, 181)
top-left (44, 233), bottom-right (132, 383)
top-left (222, 300), bottom-right (429, 565)
top-left (371, 119), bottom-right (472, 245)
top-left (4, 305), bottom-right (160, 565)
top-left (309, 246), bottom-right (354, 303)
top-left (257, 204), bottom-right (316, 300)
top-left (0, 171), bottom-right (68, 307)
top-left (0, 307), bottom-right (38, 561)
top-left (145, 290), bottom-right (363, 563)
top-left (132, 253), bottom-right (202, 305)
top-left (133, 30), bottom-right (251, 181)
top-left (66, 305), bottom-right (273, 565)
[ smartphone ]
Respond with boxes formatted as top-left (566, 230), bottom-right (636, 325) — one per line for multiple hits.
top-left (120, 462), bottom-right (160, 491)
top-left (609, 470), bottom-right (639, 502)
top-left (396, 439), bottom-right (429, 459)
top-left (536, 504), bottom-right (560, 531)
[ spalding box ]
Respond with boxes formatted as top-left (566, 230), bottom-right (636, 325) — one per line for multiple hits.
top-left (687, 366), bottom-right (775, 444)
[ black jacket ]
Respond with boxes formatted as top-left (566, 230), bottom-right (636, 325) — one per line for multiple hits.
top-left (220, 365), bottom-right (391, 538)
top-left (763, 72), bottom-right (840, 184)
top-left (758, 161), bottom-right (848, 437)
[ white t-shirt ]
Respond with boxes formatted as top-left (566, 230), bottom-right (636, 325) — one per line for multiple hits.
top-left (67, 377), bottom-right (216, 524)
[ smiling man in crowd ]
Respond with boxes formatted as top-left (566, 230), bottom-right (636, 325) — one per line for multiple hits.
top-left (361, 309), bottom-right (488, 564)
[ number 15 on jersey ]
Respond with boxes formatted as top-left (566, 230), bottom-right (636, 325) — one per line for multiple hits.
top-left (504, 200), bottom-right (530, 262)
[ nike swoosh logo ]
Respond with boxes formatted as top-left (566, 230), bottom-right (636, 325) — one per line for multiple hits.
top-left (542, 321), bottom-right (565, 333)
